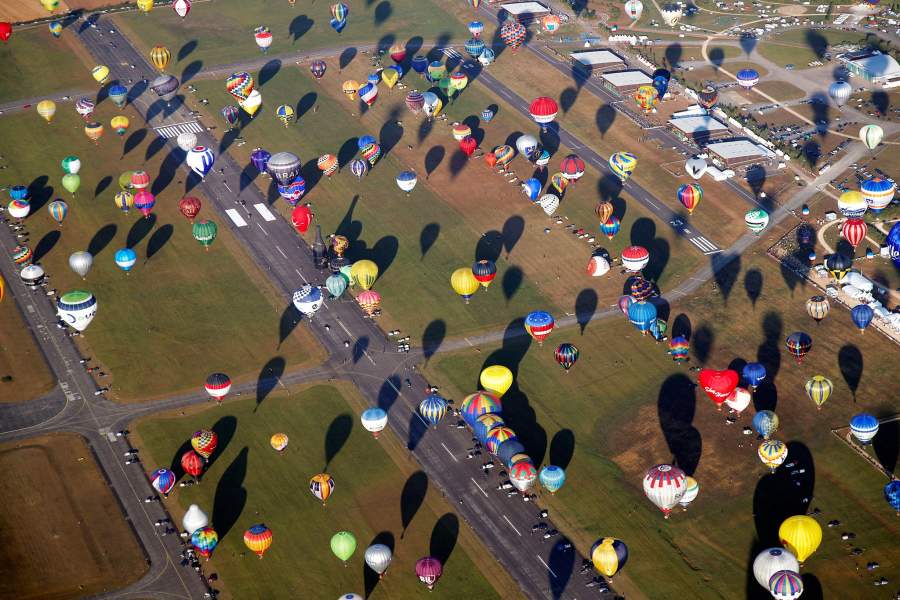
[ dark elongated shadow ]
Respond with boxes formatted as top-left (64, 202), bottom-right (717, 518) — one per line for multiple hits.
top-left (838, 344), bottom-right (863, 401)
top-left (419, 222), bottom-right (439, 259)
top-left (126, 214), bottom-right (156, 249)
top-left (32, 230), bottom-right (60, 263)
top-left (400, 471), bottom-right (427, 539)
top-left (324, 413), bottom-right (353, 470)
top-left (657, 374), bottom-right (702, 475)
top-left (255, 356), bottom-right (285, 412)
top-left (549, 429), bottom-right (574, 470)
top-left (575, 288), bottom-right (597, 335)
top-left (423, 319), bottom-right (445, 365)
top-left (212, 446), bottom-right (247, 540)
top-left (429, 513), bottom-right (458, 564)
top-left (145, 224), bottom-right (173, 261)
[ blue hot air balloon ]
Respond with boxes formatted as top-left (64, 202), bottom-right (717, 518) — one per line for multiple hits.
top-left (108, 84), bottom-right (128, 108)
top-left (481, 108), bottom-right (495, 122)
top-left (367, 72), bottom-right (381, 86)
top-left (497, 440), bottom-right (526, 467)
top-left (330, 17), bottom-right (347, 33)
top-left (627, 301), bottom-right (657, 334)
top-left (850, 413), bottom-right (879, 445)
top-left (887, 222), bottom-right (900, 267)
top-left (465, 38), bottom-right (485, 58)
top-left (522, 178), bottom-right (541, 201)
top-left (9, 185), bottom-right (28, 201)
top-left (742, 362), bottom-right (767, 389)
top-left (851, 304), bottom-right (874, 333)
top-left (752, 410), bottom-right (779, 439)
top-left (885, 480), bottom-right (900, 513)
top-left (411, 55), bottom-right (429, 75)
top-left (115, 248), bottom-right (137, 272)
top-left (358, 135), bottom-right (377, 149)
top-left (652, 69), bottom-right (670, 98)
top-left (539, 465), bottom-right (566, 493)
top-left (419, 394), bottom-right (448, 427)
top-left (251, 148), bottom-right (271, 174)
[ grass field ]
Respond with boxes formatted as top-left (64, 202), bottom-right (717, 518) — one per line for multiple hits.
top-left (0, 105), bottom-right (323, 402)
top-left (754, 80), bottom-right (808, 102)
top-left (0, 27), bottom-right (93, 103)
top-left (114, 0), bottom-right (466, 70)
top-left (133, 383), bottom-right (520, 599)
top-left (0, 0), bottom-right (113, 22)
top-left (0, 432), bottom-right (146, 599)
top-left (756, 29), bottom-right (873, 68)
top-left (424, 248), bottom-right (900, 599)
top-left (0, 292), bottom-right (56, 402)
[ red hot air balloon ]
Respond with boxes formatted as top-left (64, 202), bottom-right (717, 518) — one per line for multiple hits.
top-left (0, 22), bottom-right (12, 42)
top-left (291, 205), bottom-right (313, 233)
top-left (698, 369), bottom-right (739, 410)
top-left (529, 96), bottom-right (558, 129)
top-left (460, 136), bottom-right (477, 157)
top-left (841, 218), bottom-right (867, 249)
top-left (179, 196), bottom-right (202, 222)
top-left (181, 450), bottom-right (204, 477)
top-left (484, 152), bottom-right (497, 168)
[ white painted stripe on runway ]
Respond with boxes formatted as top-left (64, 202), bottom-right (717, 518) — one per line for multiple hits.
top-left (537, 555), bottom-right (558, 578)
top-left (503, 515), bottom-right (522, 536)
top-left (441, 442), bottom-right (458, 462)
top-left (295, 268), bottom-right (308, 283)
top-left (256, 222), bottom-right (268, 235)
top-left (222, 181), bottom-right (233, 193)
top-left (224, 209), bottom-right (248, 227)
top-left (386, 377), bottom-right (402, 395)
top-left (253, 203), bottom-right (277, 221)
top-left (276, 245), bottom-right (287, 259)
top-left (471, 478), bottom-right (489, 498)
top-left (338, 321), bottom-right (353, 336)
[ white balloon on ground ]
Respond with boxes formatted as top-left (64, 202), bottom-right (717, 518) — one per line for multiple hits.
top-left (68, 251), bottom-right (93, 279)
top-left (177, 131), bottom-right (197, 152)
top-left (292, 284), bottom-right (323, 316)
top-left (182, 504), bottom-right (209, 535)
top-left (753, 548), bottom-right (799, 590)
top-left (685, 156), bottom-right (707, 179)
top-left (56, 290), bottom-right (97, 332)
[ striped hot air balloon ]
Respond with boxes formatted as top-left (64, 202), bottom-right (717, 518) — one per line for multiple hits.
top-left (609, 151), bottom-right (637, 182)
top-left (600, 216), bottom-right (620, 240)
top-left (499, 20), bottom-right (526, 50)
top-left (643, 464), bottom-right (686, 517)
top-left (804, 375), bottom-right (832, 410)
top-left (554, 343), bottom-right (579, 372)
top-left (204, 373), bottom-right (231, 401)
top-left (459, 391), bottom-right (502, 427)
top-left (841, 218), bottom-right (867, 249)
top-left (860, 177), bottom-right (895, 212)
top-left (309, 473), bottom-right (335, 504)
top-left (677, 183), bottom-right (702, 214)
top-left (191, 429), bottom-right (218, 459)
top-left (149, 44), bottom-right (171, 71)
top-left (472, 259), bottom-right (497, 288)
top-left (524, 311), bottom-right (555, 345)
top-left (150, 468), bottom-right (176, 495)
top-left (591, 537), bottom-right (628, 577)
top-left (244, 524), bottom-right (273, 558)
top-left (850, 303), bottom-right (874, 332)
top-left (785, 332), bottom-right (812, 364)
top-left (47, 199), bottom-right (68, 225)
top-left (419, 394), bottom-right (448, 427)
top-left (805, 295), bottom-right (830, 322)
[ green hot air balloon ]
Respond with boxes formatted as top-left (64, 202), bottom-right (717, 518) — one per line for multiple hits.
top-left (192, 220), bottom-right (218, 251)
top-left (326, 274), bottom-right (348, 298)
top-left (330, 531), bottom-right (357, 564)
top-left (61, 155), bottom-right (81, 175)
top-left (118, 170), bottom-right (136, 191)
top-left (61, 173), bottom-right (81, 196)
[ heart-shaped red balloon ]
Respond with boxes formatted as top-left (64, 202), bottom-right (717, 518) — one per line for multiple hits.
top-left (698, 369), bottom-right (739, 406)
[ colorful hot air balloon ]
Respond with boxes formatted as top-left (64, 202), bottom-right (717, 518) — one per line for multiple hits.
top-left (509, 459), bottom-right (537, 492)
top-left (627, 301), bottom-right (656, 334)
top-left (485, 426), bottom-right (517, 455)
top-left (415, 557), bottom-right (443, 590)
top-left (36, 100), bottom-right (56, 123)
top-left (310, 59), bottom-right (327, 80)
top-left (359, 82), bottom-right (378, 106)
top-left (451, 267), bottom-right (479, 303)
top-left (850, 413), bottom-right (879, 444)
top-left (110, 115), bottom-right (130, 135)
top-left (837, 190), bottom-right (868, 218)
top-left (253, 26), bottom-right (273, 53)
top-left (805, 295), bottom-right (829, 322)
top-left (191, 526), bottom-right (218, 559)
top-left (753, 548), bottom-right (800, 591)
top-left (634, 85), bottom-right (659, 112)
top-left (356, 290), bottom-right (381, 317)
top-left (668, 336), bottom-right (689, 363)
top-left (244, 524), bottom-right (273, 558)
top-left (698, 369), bottom-right (739, 409)
top-left (753, 410), bottom-right (779, 439)
top-left (539, 465), bottom-right (566, 493)
top-left (850, 303), bottom-right (874, 332)
top-left (554, 343), bottom-right (579, 372)
top-left (150, 468), bottom-right (176, 495)
top-left (499, 20), bottom-right (526, 50)
top-left (108, 84), bottom-right (128, 109)
top-left (736, 68), bottom-right (759, 89)
top-left (48, 21), bottom-right (62, 37)
top-left (600, 216), bottom-right (620, 240)
top-left (419, 394), bottom-right (448, 427)
top-left (769, 570), bottom-right (803, 600)
top-left (181, 450), bottom-right (204, 477)
top-left (804, 375), bottom-right (832, 410)
top-left (225, 72), bottom-right (254, 101)
top-left (191, 429), bottom-right (218, 459)
top-left (859, 124), bottom-right (883, 150)
top-left (529, 96), bottom-right (558, 128)
top-left (204, 372), bottom-right (231, 402)
top-left (595, 201), bottom-right (614, 224)
top-left (621, 246), bottom-right (650, 272)
top-left (860, 177), bottom-right (895, 212)
top-left (56, 290), bottom-right (96, 331)
top-left (468, 20), bottom-right (484, 38)
top-left (150, 44), bottom-right (171, 71)
top-left (472, 259), bottom-right (497, 289)
top-left (134, 190), bottom-right (155, 218)
top-left (778, 516), bottom-right (822, 563)
top-left (310, 473), bottom-right (335, 504)
top-left (609, 151), bottom-right (637, 182)
top-left (841, 218), bottom-right (867, 249)
top-left (677, 183), bottom-right (702, 214)
top-left (114, 190), bottom-right (134, 214)
top-left (13, 245), bottom-right (33, 266)
top-left (560, 154), bottom-right (585, 181)
top-left (524, 311), bottom-right (555, 345)
top-left (785, 332), bottom-right (812, 364)
top-left (465, 38), bottom-right (485, 58)
top-left (47, 200), bottom-right (68, 225)
top-left (745, 208), bottom-right (769, 234)
top-left (75, 97), bottom-right (95, 120)
top-left (643, 464), bottom-right (686, 517)
top-left (591, 537), bottom-right (628, 577)
top-left (360, 407), bottom-right (388, 438)
top-left (115, 248), bottom-right (137, 272)
top-left (459, 391), bottom-right (502, 427)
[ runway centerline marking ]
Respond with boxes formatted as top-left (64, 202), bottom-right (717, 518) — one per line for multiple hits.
top-left (471, 478), bottom-right (489, 498)
top-left (537, 555), bottom-right (558, 578)
top-left (440, 442), bottom-right (458, 461)
top-left (503, 515), bottom-right (522, 536)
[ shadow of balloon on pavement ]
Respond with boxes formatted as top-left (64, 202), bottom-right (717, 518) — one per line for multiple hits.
top-left (255, 356), bottom-right (285, 412)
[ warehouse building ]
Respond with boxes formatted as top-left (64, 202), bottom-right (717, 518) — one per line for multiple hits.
top-left (842, 51), bottom-right (900, 88)
top-left (570, 49), bottom-right (626, 75)
top-left (668, 115), bottom-right (731, 145)
top-left (498, 1), bottom-right (550, 24)
top-left (600, 70), bottom-right (653, 97)
top-left (705, 139), bottom-right (776, 168)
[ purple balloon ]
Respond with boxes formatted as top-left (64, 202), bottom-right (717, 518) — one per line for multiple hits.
top-left (251, 148), bottom-right (271, 174)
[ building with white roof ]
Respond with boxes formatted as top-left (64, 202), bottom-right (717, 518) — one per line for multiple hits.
top-left (668, 115), bottom-right (731, 144)
top-left (705, 139), bottom-right (775, 168)
top-left (499, 1), bottom-right (550, 23)
top-left (570, 49), bottom-right (625, 72)
top-left (600, 70), bottom-right (653, 96)
top-left (842, 51), bottom-right (900, 87)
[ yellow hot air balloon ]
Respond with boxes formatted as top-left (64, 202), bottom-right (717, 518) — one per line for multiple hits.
top-left (41, 0), bottom-right (60, 12)
top-left (36, 100), bottom-right (57, 123)
top-left (92, 65), bottom-right (110, 85)
top-left (805, 375), bottom-right (832, 410)
top-left (111, 115), bottom-right (130, 135)
top-left (350, 260), bottom-right (379, 290)
top-left (270, 433), bottom-right (289, 452)
top-left (84, 121), bottom-right (104, 144)
top-left (342, 80), bottom-right (360, 101)
top-left (480, 365), bottom-right (513, 397)
top-left (381, 69), bottom-right (399, 89)
top-left (779, 515), bottom-right (822, 563)
top-left (450, 267), bottom-right (479, 303)
top-left (240, 90), bottom-right (262, 116)
top-left (0, 273), bottom-right (5, 303)
top-left (136, 0), bottom-right (154, 13)
top-left (149, 45), bottom-right (171, 71)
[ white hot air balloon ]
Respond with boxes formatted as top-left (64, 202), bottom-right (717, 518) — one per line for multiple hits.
top-left (364, 543), bottom-right (393, 577)
top-left (177, 131), bottom-right (198, 152)
top-left (56, 290), bottom-right (97, 332)
top-left (724, 387), bottom-right (751, 414)
top-left (753, 548), bottom-right (799, 591)
top-left (860, 124), bottom-right (883, 150)
top-left (396, 170), bottom-right (418, 193)
top-left (292, 284), bottom-right (323, 316)
top-left (678, 476), bottom-right (699, 508)
top-left (182, 504), bottom-right (209, 535)
top-left (642, 464), bottom-right (686, 517)
top-left (338, 595), bottom-right (364, 600)
top-left (587, 254), bottom-right (610, 277)
top-left (515, 134), bottom-right (538, 160)
top-left (360, 407), bottom-right (388, 438)
top-left (685, 156), bottom-right (707, 179)
top-left (68, 251), bottom-right (93, 279)
top-left (20, 264), bottom-right (45, 286)
top-left (186, 146), bottom-right (215, 178)
top-left (539, 194), bottom-right (560, 217)
top-left (624, 0), bottom-right (643, 21)
top-left (660, 3), bottom-right (681, 26)
top-left (828, 80), bottom-right (851, 107)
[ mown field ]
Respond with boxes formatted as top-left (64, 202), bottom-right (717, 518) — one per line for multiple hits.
top-left (0, 432), bottom-right (146, 599)
top-left (425, 247), bottom-right (900, 600)
top-left (133, 383), bottom-right (520, 599)
top-left (0, 26), bottom-right (92, 103)
top-left (0, 289), bottom-right (56, 402)
top-left (0, 104), bottom-right (323, 402)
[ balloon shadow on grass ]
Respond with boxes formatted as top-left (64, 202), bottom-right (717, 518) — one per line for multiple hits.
top-left (27, 176), bottom-right (53, 214)
top-left (209, 415), bottom-right (237, 467)
top-left (449, 149), bottom-right (468, 178)
top-left (671, 314), bottom-right (691, 340)
top-left (258, 59), bottom-right (281, 88)
top-left (297, 91), bottom-right (318, 119)
top-left (425, 145), bottom-right (445, 178)
top-left (476, 230), bottom-right (503, 263)
top-left (708, 47), bottom-right (725, 70)
top-left (502, 266), bottom-right (523, 303)
top-left (88, 224), bottom-right (117, 257)
top-left (805, 29), bottom-right (828, 60)
top-left (364, 531), bottom-right (395, 598)
top-left (374, 2), bottom-right (393, 27)
top-left (181, 60), bottom-right (203, 85)
top-left (177, 40), bottom-right (197, 62)
top-left (94, 175), bottom-right (112, 199)
top-left (123, 128), bottom-right (147, 158)
top-left (423, 319), bottom-right (445, 365)
top-left (754, 312), bottom-right (782, 412)
top-left (744, 268), bottom-right (763, 309)
top-left (289, 15), bottom-right (314, 43)
top-left (752, 441), bottom-right (815, 547)
top-left (419, 222), bottom-right (439, 259)
top-left (145, 135), bottom-right (167, 162)
top-left (838, 344), bottom-right (863, 401)
top-left (596, 103), bottom-right (616, 137)
top-left (630, 218), bottom-right (669, 282)
top-left (255, 356), bottom-right (285, 413)
top-left (872, 90), bottom-right (889, 117)
top-left (32, 230), bottom-right (60, 263)
top-left (657, 374), bottom-right (702, 476)
top-left (278, 304), bottom-right (300, 348)
top-left (548, 537), bottom-right (576, 600)
top-left (693, 324), bottom-right (714, 364)
top-left (126, 213), bottom-right (156, 249)
top-left (575, 288), bottom-right (598, 335)
top-left (429, 513), bottom-right (458, 565)
top-left (711, 253), bottom-right (740, 305)
top-left (323, 413), bottom-right (353, 470)
top-left (400, 471), bottom-right (428, 539)
top-left (549, 429), bottom-right (575, 470)
top-left (145, 224), bottom-right (173, 262)
top-left (152, 149), bottom-right (182, 196)
top-left (338, 136), bottom-right (359, 170)
top-left (502, 216), bottom-right (524, 258)
top-left (169, 438), bottom-right (194, 481)
top-left (339, 47), bottom-right (357, 70)
top-left (664, 43), bottom-right (683, 69)
top-left (379, 108), bottom-right (404, 158)
top-left (378, 375), bottom-right (401, 415)
top-left (873, 411), bottom-right (898, 476)
top-left (212, 446), bottom-right (247, 541)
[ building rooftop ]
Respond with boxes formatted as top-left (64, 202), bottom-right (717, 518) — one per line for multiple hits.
top-left (570, 50), bottom-right (624, 66)
top-left (847, 53), bottom-right (900, 78)
top-left (706, 139), bottom-right (774, 160)
top-left (601, 70), bottom-right (653, 87)
top-left (500, 1), bottom-right (550, 15)
top-left (669, 115), bottom-right (729, 134)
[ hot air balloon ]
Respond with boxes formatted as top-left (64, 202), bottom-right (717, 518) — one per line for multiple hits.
top-left (350, 260), bottom-right (378, 290)
top-left (509, 459), bottom-right (537, 492)
top-left (609, 151), bottom-right (637, 182)
top-left (61, 173), bottom-right (80, 196)
top-left (524, 311), bottom-right (555, 345)
top-left (181, 451), bottom-right (204, 478)
top-left (697, 86), bottom-right (718, 109)
top-left (110, 115), bottom-right (130, 136)
top-left (12, 245), bottom-right (32, 266)
top-left (108, 84), bottom-right (128, 109)
top-left (415, 557), bottom-right (443, 590)
top-left (419, 394), bottom-right (447, 427)
top-left (331, 531), bottom-right (357, 563)
top-left (677, 183), bottom-right (702, 214)
top-left (828, 80), bottom-right (851, 106)
top-left (240, 89), bottom-right (262, 116)
top-left (381, 67), bottom-right (400, 89)
top-left (600, 216), bottom-right (621, 240)
top-left (75, 97), bottom-right (95, 120)
top-left (859, 124), bottom-right (883, 150)
top-left (310, 59), bottom-right (327, 80)
top-left (539, 465), bottom-right (566, 493)
top-left (560, 154), bottom-right (585, 181)
top-left (736, 68), bottom-right (759, 89)
top-left (753, 410), bottom-right (779, 439)
top-left (660, 3), bottom-right (681, 25)
top-left (361, 407), bottom-right (388, 438)
top-left (591, 537), bottom-right (628, 577)
top-left (785, 332), bottom-right (812, 364)
top-left (478, 47), bottom-right (496, 66)
top-left (451, 267), bottom-right (479, 303)
top-left (200, 372), bottom-right (231, 403)
top-left (310, 473), bottom-right (335, 504)
top-left (805, 295), bottom-right (829, 323)
top-left (292, 284), bottom-right (323, 317)
top-left (114, 191), bottom-right (134, 213)
top-left (778, 516), bottom-right (821, 563)
top-left (485, 426), bottom-right (517, 455)
top-left (471, 259), bottom-right (497, 289)
top-left (54, 293), bottom-right (94, 333)
top-left (264, 152), bottom-right (300, 185)
top-left (850, 413), bottom-right (878, 444)
top-left (21, 265), bottom-right (46, 287)
top-left (325, 274), bottom-right (348, 299)
top-left (679, 476), bottom-right (699, 509)
top-left (115, 248), bottom-right (137, 272)
top-left (185, 146), bottom-right (215, 179)
top-left (741, 362), bottom-right (766, 390)
top-left (356, 290), bottom-right (381, 316)
top-left (634, 85), bottom-right (659, 112)
top-left (850, 303), bottom-right (873, 332)
top-left (253, 26), bottom-right (273, 53)
top-left (516, 134), bottom-right (539, 160)
top-left (174, 196), bottom-right (201, 224)
top-left (668, 336), bottom-right (689, 363)
top-left (624, 0), bottom-right (643, 20)
top-left (49, 21), bottom-right (62, 37)
top-left (479, 365), bottom-right (513, 397)
top-left (627, 300), bottom-right (656, 334)
top-left (423, 92), bottom-right (443, 118)
top-left (802, 375), bottom-right (832, 410)
top-left (150, 45), bottom-right (171, 71)
top-left (225, 71), bottom-right (254, 101)
top-left (860, 177), bottom-right (895, 212)
top-left (47, 200), bottom-right (68, 225)
top-left (464, 38), bottom-right (485, 58)
top-left (629, 276), bottom-right (654, 301)
top-left (58, 157), bottom-right (80, 176)
top-left (459, 391), bottom-right (502, 427)
top-left (361, 543), bottom-right (392, 579)
top-left (724, 387), bottom-right (751, 414)
top-left (131, 190), bottom-right (154, 218)
top-left (150, 74), bottom-right (179, 103)
top-left (643, 464), bottom-right (686, 517)
top-left (744, 208), bottom-right (769, 234)
top-left (136, 0), bottom-right (152, 12)
top-left (7, 198), bottom-right (30, 220)
top-left (769, 570), bottom-right (803, 600)
top-left (753, 548), bottom-right (800, 591)
top-left (151, 468), bottom-right (176, 495)
top-left (587, 254), bottom-right (609, 277)
top-left (36, 100), bottom-right (56, 123)
top-left (554, 343), bottom-right (579, 372)
top-left (359, 82), bottom-right (378, 106)
top-left (396, 170), bottom-right (417, 194)
top-left (621, 246), bottom-right (650, 272)
top-left (473, 414), bottom-right (505, 443)
top-left (699, 368), bottom-right (739, 409)
top-left (841, 218), bottom-right (867, 250)
top-left (493, 145), bottom-right (515, 170)
top-left (529, 96), bottom-right (558, 129)
top-left (244, 524), bottom-right (273, 558)
top-left (468, 20), bottom-right (484, 38)
top-left (92, 65), bottom-right (110, 85)
top-left (182, 504), bottom-right (209, 535)
top-left (191, 526), bottom-right (218, 559)
top-left (173, 0), bottom-right (191, 18)
top-left (884, 480), bottom-right (900, 514)
top-left (285, 205), bottom-right (312, 236)
top-left (500, 20), bottom-right (526, 50)
top-left (825, 252), bottom-right (852, 283)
